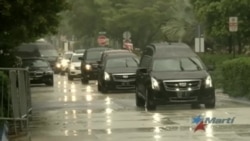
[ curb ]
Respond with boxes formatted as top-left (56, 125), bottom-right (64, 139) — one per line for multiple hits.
top-left (216, 90), bottom-right (250, 105)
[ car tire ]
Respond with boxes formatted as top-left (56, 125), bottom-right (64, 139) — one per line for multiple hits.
top-left (97, 82), bottom-right (101, 92)
top-left (68, 75), bottom-right (73, 81)
top-left (45, 81), bottom-right (54, 87)
top-left (101, 86), bottom-right (108, 94)
top-left (205, 99), bottom-right (215, 109)
top-left (135, 88), bottom-right (145, 107)
top-left (81, 77), bottom-right (89, 84)
top-left (60, 71), bottom-right (65, 76)
top-left (191, 103), bottom-right (201, 109)
top-left (145, 89), bottom-right (156, 111)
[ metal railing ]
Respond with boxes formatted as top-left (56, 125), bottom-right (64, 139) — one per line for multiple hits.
top-left (0, 68), bottom-right (31, 138)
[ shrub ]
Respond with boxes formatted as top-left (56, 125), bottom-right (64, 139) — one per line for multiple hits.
top-left (198, 53), bottom-right (235, 88)
top-left (221, 57), bottom-right (250, 98)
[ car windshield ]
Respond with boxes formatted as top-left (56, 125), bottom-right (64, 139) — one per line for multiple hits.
top-left (106, 57), bottom-right (138, 68)
top-left (153, 57), bottom-right (204, 71)
top-left (39, 49), bottom-right (58, 57)
top-left (86, 51), bottom-right (103, 60)
top-left (23, 59), bottom-right (49, 68)
top-left (71, 55), bottom-right (82, 62)
top-left (64, 53), bottom-right (72, 60)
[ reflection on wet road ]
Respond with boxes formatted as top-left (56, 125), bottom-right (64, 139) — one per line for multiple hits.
top-left (28, 75), bottom-right (250, 141)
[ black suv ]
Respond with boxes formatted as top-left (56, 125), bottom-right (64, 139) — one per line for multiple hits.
top-left (22, 58), bottom-right (54, 86)
top-left (97, 52), bottom-right (139, 93)
top-left (80, 47), bottom-right (110, 84)
top-left (135, 43), bottom-right (215, 110)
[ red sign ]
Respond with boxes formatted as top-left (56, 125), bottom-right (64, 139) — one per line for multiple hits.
top-left (98, 35), bottom-right (107, 46)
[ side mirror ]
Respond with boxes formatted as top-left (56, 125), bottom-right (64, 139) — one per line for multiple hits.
top-left (137, 68), bottom-right (149, 74)
top-left (97, 60), bottom-right (101, 64)
top-left (207, 65), bottom-right (215, 71)
top-left (79, 57), bottom-right (83, 60)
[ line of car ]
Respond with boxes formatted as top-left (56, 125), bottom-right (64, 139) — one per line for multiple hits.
top-left (27, 42), bottom-right (216, 111)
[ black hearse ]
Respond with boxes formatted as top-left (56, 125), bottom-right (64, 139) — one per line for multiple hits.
top-left (97, 52), bottom-right (139, 93)
top-left (135, 42), bottom-right (215, 110)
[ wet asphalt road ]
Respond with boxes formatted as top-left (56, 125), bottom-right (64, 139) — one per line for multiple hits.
top-left (27, 74), bottom-right (250, 141)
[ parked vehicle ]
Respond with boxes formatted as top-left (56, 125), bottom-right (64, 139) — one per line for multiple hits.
top-left (22, 58), bottom-right (54, 86)
top-left (60, 51), bottom-right (73, 75)
top-left (15, 39), bottom-right (59, 71)
top-left (135, 42), bottom-right (215, 110)
top-left (68, 53), bottom-right (83, 80)
top-left (80, 47), bottom-right (111, 84)
top-left (97, 52), bottom-right (139, 93)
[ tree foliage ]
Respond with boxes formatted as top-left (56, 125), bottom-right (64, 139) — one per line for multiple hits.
top-left (0, 0), bottom-right (68, 50)
top-left (192, 0), bottom-right (250, 52)
top-left (66, 0), bottom-right (196, 49)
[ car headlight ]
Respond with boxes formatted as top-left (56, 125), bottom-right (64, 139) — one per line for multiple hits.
top-left (61, 59), bottom-right (68, 67)
top-left (151, 77), bottom-right (160, 90)
top-left (70, 64), bottom-right (75, 70)
top-left (85, 64), bottom-right (91, 70)
top-left (205, 75), bottom-right (213, 88)
top-left (46, 70), bottom-right (54, 74)
top-left (56, 63), bottom-right (61, 68)
top-left (104, 72), bottom-right (110, 81)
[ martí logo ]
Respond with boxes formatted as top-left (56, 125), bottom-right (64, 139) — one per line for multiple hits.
top-left (192, 115), bottom-right (235, 132)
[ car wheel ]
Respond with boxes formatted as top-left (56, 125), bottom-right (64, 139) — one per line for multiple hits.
top-left (135, 88), bottom-right (145, 107)
top-left (68, 75), bottom-right (73, 81)
top-left (81, 76), bottom-right (89, 84)
top-left (101, 85), bottom-right (108, 94)
top-left (191, 103), bottom-right (201, 109)
top-left (45, 80), bottom-right (54, 87)
top-left (145, 89), bottom-right (156, 110)
top-left (97, 82), bottom-right (101, 92)
top-left (60, 71), bottom-right (65, 76)
top-left (205, 97), bottom-right (215, 109)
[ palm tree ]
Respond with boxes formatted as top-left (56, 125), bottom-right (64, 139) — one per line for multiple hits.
top-left (161, 0), bottom-right (197, 43)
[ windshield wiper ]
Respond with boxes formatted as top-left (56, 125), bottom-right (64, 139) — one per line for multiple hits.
top-left (188, 58), bottom-right (202, 70)
top-left (179, 60), bottom-right (184, 71)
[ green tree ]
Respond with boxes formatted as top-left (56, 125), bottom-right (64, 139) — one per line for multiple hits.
top-left (0, 0), bottom-right (68, 51)
top-left (192, 0), bottom-right (250, 53)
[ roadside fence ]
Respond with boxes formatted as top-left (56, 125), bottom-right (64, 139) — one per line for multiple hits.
top-left (0, 68), bottom-right (31, 140)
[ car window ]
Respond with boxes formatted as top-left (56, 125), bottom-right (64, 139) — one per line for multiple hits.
top-left (23, 59), bottom-right (49, 67)
top-left (40, 49), bottom-right (58, 57)
top-left (64, 53), bottom-right (72, 59)
top-left (153, 57), bottom-right (204, 71)
top-left (106, 57), bottom-right (138, 68)
top-left (71, 55), bottom-right (82, 62)
top-left (86, 51), bottom-right (103, 60)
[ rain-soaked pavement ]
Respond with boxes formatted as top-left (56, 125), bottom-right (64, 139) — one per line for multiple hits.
top-left (19, 75), bottom-right (250, 141)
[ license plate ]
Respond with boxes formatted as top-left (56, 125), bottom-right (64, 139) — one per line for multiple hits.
top-left (177, 92), bottom-right (189, 98)
top-left (122, 82), bottom-right (130, 86)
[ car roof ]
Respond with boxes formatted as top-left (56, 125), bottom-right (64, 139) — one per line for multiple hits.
top-left (22, 57), bottom-right (47, 61)
top-left (86, 47), bottom-right (111, 52)
top-left (145, 42), bottom-right (198, 58)
top-left (105, 52), bottom-right (137, 59)
top-left (102, 49), bottom-right (130, 54)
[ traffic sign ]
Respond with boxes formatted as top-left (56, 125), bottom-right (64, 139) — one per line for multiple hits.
top-left (97, 35), bottom-right (107, 46)
top-left (229, 17), bottom-right (238, 32)
top-left (123, 31), bottom-right (131, 39)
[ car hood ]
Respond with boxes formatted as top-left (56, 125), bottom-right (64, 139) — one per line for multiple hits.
top-left (106, 67), bottom-right (137, 74)
top-left (71, 62), bottom-right (81, 67)
top-left (151, 71), bottom-right (208, 80)
top-left (28, 67), bottom-right (51, 72)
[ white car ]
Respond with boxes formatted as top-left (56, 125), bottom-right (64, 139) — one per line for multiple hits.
top-left (60, 51), bottom-right (73, 75)
top-left (68, 53), bottom-right (83, 80)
